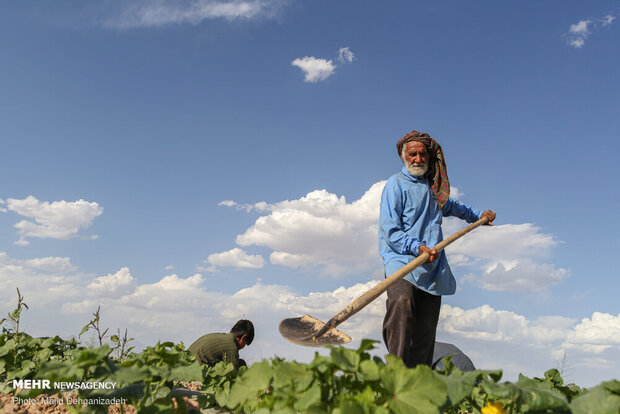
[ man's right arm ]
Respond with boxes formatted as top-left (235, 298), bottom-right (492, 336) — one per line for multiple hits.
top-left (379, 180), bottom-right (423, 257)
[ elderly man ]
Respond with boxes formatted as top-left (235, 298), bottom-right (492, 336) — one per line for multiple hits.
top-left (379, 130), bottom-right (495, 368)
top-left (188, 319), bottom-right (254, 370)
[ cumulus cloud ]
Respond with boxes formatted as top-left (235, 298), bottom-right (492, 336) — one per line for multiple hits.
top-left (4, 196), bottom-right (103, 245)
top-left (224, 181), bottom-right (565, 289)
top-left (233, 182), bottom-right (385, 276)
top-left (292, 46), bottom-right (356, 83)
top-left (563, 312), bottom-right (620, 353)
top-left (0, 252), bottom-right (81, 308)
top-left (463, 262), bottom-right (568, 292)
top-left (207, 248), bottom-right (265, 268)
top-left (291, 57), bottom-right (336, 83)
top-left (87, 267), bottom-right (136, 297)
top-left (566, 15), bottom-right (616, 48)
top-left (443, 220), bottom-right (568, 291)
top-left (105, 0), bottom-right (285, 29)
top-left (439, 304), bottom-right (579, 346)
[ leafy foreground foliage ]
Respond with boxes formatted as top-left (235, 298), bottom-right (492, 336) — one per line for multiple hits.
top-left (1, 333), bottom-right (619, 413)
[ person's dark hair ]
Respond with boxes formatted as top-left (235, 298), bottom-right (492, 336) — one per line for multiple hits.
top-left (230, 319), bottom-right (254, 345)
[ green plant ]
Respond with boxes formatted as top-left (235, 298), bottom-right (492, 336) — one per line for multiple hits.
top-left (0, 288), bottom-right (29, 334)
top-left (110, 328), bottom-right (135, 362)
top-left (79, 306), bottom-right (109, 347)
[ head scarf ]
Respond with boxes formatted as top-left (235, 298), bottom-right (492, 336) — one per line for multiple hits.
top-left (396, 130), bottom-right (450, 209)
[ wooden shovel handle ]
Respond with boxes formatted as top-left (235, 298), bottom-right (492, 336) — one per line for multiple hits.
top-left (312, 217), bottom-right (489, 339)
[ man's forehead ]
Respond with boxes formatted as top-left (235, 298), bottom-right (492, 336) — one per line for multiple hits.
top-left (403, 141), bottom-right (427, 151)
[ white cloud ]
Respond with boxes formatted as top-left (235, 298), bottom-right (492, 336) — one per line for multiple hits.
top-left (602, 14), bottom-right (616, 26)
top-left (337, 47), bottom-right (355, 63)
top-left (226, 181), bottom-right (564, 289)
top-left (0, 252), bottom-right (81, 308)
top-left (566, 15), bottom-right (616, 48)
top-left (291, 57), bottom-right (336, 83)
top-left (106, 0), bottom-right (285, 29)
top-left (87, 267), bottom-right (136, 297)
top-left (464, 262), bottom-right (568, 292)
top-left (207, 248), bottom-right (265, 268)
top-left (5, 196), bottom-right (103, 245)
top-left (563, 312), bottom-right (620, 353)
top-left (0, 252), bottom-right (77, 274)
top-left (292, 46), bottom-right (356, 83)
top-left (233, 183), bottom-right (385, 276)
top-left (449, 186), bottom-right (464, 200)
top-left (439, 304), bottom-right (580, 347)
top-left (570, 20), bottom-right (591, 36)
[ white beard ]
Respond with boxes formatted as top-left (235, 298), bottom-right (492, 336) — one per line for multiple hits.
top-left (404, 161), bottom-right (428, 177)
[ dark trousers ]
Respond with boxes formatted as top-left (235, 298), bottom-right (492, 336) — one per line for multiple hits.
top-left (382, 279), bottom-right (442, 368)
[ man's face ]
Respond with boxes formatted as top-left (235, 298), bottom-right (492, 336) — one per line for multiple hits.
top-left (401, 141), bottom-right (428, 177)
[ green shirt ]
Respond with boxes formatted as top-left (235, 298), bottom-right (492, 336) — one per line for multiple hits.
top-left (188, 333), bottom-right (239, 369)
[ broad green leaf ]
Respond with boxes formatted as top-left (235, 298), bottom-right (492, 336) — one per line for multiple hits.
top-left (273, 361), bottom-right (308, 388)
top-left (35, 348), bottom-right (53, 364)
top-left (226, 360), bottom-right (272, 408)
top-left (516, 376), bottom-right (569, 411)
top-left (544, 368), bottom-right (564, 387)
top-left (330, 346), bottom-right (360, 372)
top-left (603, 379), bottom-right (620, 395)
top-left (144, 385), bottom-right (171, 406)
top-left (112, 366), bottom-right (152, 385)
top-left (385, 365), bottom-right (446, 414)
top-left (384, 353), bottom-right (406, 371)
top-left (110, 335), bottom-right (120, 343)
top-left (294, 381), bottom-right (322, 411)
top-left (357, 339), bottom-right (379, 354)
top-left (570, 384), bottom-right (620, 414)
top-left (338, 396), bottom-right (366, 414)
top-left (435, 370), bottom-right (478, 407)
top-left (360, 359), bottom-right (380, 381)
top-left (481, 381), bottom-right (521, 400)
top-left (242, 359), bottom-right (273, 390)
top-left (353, 385), bottom-right (377, 405)
top-left (214, 382), bottom-right (230, 407)
top-left (169, 362), bottom-right (203, 382)
top-left (79, 325), bottom-right (90, 337)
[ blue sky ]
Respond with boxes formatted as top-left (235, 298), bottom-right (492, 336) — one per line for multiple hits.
top-left (1, 1), bottom-right (618, 387)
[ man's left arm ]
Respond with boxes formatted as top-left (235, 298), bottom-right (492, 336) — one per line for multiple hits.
top-left (442, 198), bottom-right (496, 225)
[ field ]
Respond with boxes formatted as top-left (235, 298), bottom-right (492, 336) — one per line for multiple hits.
top-left (1, 296), bottom-right (619, 413)
top-left (2, 330), bottom-right (620, 414)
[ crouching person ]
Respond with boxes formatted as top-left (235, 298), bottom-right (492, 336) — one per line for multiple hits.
top-left (188, 319), bottom-right (254, 370)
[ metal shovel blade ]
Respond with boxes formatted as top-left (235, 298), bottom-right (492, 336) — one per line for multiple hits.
top-left (279, 314), bottom-right (352, 347)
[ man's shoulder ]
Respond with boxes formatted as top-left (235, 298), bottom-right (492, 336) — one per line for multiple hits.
top-left (385, 170), bottom-right (407, 186)
top-left (189, 332), bottom-right (233, 350)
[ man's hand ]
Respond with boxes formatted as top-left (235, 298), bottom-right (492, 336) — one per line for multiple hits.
top-left (419, 245), bottom-right (439, 262)
top-left (481, 210), bottom-right (496, 226)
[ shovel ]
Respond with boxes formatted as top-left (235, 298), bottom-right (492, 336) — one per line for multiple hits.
top-left (279, 217), bottom-right (489, 347)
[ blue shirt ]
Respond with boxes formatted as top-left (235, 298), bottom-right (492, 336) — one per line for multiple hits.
top-left (378, 167), bottom-right (482, 295)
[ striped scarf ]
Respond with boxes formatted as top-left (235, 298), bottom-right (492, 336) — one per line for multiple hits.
top-left (396, 131), bottom-right (450, 209)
